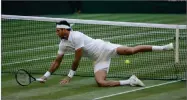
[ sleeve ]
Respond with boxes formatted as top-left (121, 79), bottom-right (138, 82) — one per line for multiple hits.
top-left (73, 33), bottom-right (84, 50)
top-left (57, 41), bottom-right (66, 55)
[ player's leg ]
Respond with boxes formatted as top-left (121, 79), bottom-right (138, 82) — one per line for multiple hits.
top-left (94, 42), bottom-right (146, 87)
top-left (94, 61), bottom-right (145, 87)
top-left (94, 69), bottom-right (145, 87)
top-left (94, 69), bottom-right (121, 87)
top-left (116, 43), bottom-right (174, 55)
top-left (94, 59), bottom-right (130, 87)
top-left (94, 60), bottom-right (120, 87)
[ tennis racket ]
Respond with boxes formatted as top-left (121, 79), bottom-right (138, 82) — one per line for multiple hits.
top-left (15, 69), bottom-right (44, 86)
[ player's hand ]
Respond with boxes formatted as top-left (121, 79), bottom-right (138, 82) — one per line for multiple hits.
top-left (60, 76), bottom-right (71, 85)
top-left (37, 76), bottom-right (47, 83)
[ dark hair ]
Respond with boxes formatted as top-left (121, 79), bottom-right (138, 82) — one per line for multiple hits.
top-left (56, 20), bottom-right (71, 31)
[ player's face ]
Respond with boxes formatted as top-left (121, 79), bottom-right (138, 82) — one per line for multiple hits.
top-left (56, 28), bottom-right (65, 38)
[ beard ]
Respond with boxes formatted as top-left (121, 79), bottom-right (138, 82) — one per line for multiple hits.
top-left (61, 36), bottom-right (67, 40)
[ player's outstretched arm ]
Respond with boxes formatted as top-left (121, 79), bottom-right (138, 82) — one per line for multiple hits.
top-left (38, 54), bottom-right (64, 83)
top-left (60, 48), bottom-right (83, 85)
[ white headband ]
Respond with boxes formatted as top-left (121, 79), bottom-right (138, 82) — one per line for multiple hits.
top-left (56, 25), bottom-right (71, 29)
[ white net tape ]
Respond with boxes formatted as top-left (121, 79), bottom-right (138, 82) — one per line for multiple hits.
top-left (2, 14), bottom-right (187, 29)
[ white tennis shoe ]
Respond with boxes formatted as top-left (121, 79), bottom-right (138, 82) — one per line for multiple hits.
top-left (163, 43), bottom-right (174, 50)
top-left (129, 75), bottom-right (145, 87)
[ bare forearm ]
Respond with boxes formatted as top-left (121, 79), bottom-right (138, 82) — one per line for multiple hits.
top-left (49, 61), bottom-right (61, 73)
top-left (48, 54), bottom-right (63, 74)
top-left (40, 55), bottom-right (63, 81)
top-left (67, 48), bottom-right (82, 79)
top-left (71, 60), bottom-right (79, 71)
top-left (71, 48), bottom-right (82, 71)
top-left (41, 61), bottom-right (61, 80)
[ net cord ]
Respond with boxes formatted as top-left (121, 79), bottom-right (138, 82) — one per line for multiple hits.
top-left (2, 14), bottom-right (187, 29)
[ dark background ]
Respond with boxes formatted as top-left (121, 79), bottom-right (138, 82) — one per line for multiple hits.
top-left (2, 1), bottom-right (186, 15)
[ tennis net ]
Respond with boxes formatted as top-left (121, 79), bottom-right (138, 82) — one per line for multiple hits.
top-left (2, 15), bottom-right (187, 80)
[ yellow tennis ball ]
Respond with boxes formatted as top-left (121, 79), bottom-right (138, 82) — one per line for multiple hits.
top-left (125, 60), bottom-right (130, 64)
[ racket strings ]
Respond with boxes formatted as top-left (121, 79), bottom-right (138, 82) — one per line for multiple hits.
top-left (16, 70), bottom-right (30, 85)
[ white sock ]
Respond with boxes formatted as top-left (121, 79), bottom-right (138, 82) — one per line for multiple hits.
top-left (152, 46), bottom-right (164, 51)
top-left (119, 80), bottom-right (130, 85)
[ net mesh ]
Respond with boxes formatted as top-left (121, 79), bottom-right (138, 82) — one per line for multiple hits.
top-left (2, 15), bottom-right (187, 80)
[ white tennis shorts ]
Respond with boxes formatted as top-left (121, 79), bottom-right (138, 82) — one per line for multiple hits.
top-left (93, 41), bottom-right (122, 73)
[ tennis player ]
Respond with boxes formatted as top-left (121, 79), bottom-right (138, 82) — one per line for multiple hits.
top-left (38, 20), bottom-right (174, 87)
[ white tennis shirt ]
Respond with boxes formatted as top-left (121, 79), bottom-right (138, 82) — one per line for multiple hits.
top-left (58, 31), bottom-right (120, 60)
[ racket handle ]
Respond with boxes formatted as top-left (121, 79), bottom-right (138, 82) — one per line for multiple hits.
top-left (36, 78), bottom-right (46, 82)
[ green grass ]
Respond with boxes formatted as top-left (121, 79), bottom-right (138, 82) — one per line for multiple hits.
top-left (1, 14), bottom-right (187, 100)
top-left (100, 81), bottom-right (186, 100)
top-left (1, 74), bottom-right (186, 100)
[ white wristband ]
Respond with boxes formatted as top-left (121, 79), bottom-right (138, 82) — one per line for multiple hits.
top-left (68, 69), bottom-right (75, 78)
top-left (44, 71), bottom-right (51, 78)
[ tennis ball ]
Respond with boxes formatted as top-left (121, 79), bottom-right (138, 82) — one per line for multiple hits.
top-left (125, 60), bottom-right (130, 64)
